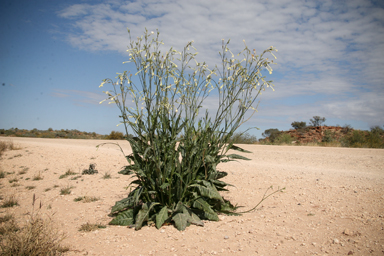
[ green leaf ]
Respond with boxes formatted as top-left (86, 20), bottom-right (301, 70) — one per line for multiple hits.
top-left (135, 202), bottom-right (159, 230)
top-left (109, 209), bottom-right (134, 226)
top-left (226, 154), bottom-right (251, 161)
top-left (111, 187), bottom-right (143, 213)
top-left (172, 212), bottom-right (188, 231)
top-left (204, 155), bottom-right (215, 163)
top-left (228, 145), bottom-right (252, 153)
top-left (192, 198), bottom-right (219, 221)
top-left (191, 181), bottom-right (223, 201)
top-left (187, 211), bottom-right (204, 227)
top-left (156, 206), bottom-right (169, 229)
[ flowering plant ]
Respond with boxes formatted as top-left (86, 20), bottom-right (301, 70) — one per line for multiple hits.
top-left (100, 29), bottom-right (280, 230)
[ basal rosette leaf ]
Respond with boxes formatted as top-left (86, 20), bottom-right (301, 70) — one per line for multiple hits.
top-left (109, 209), bottom-right (135, 226)
top-left (155, 206), bottom-right (169, 229)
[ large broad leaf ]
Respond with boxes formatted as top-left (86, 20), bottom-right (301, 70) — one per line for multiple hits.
top-left (111, 187), bottom-right (143, 213)
top-left (187, 211), bottom-right (204, 227)
top-left (192, 198), bottom-right (219, 221)
top-left (109, 209), bottom-right (134, 226)
top-left (135, 203), bottom-right (159, 230)
top-left (191, 181), bottom-right (223, 201)
top-left (172, 212), bottom-right (189, 231)
top-left (155, 206), bottom-right (169, 229)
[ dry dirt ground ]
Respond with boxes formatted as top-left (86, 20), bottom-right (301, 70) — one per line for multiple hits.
top-left (0, 137), bottom-right (383, 256)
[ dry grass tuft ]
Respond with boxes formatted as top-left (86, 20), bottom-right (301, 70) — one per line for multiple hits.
top-left (78, 222), bottom-right (106, 232)
top-left (0, 140), bottom-right (21, 157)
top-left (32, 172), bottom-right (43, 181)
top-left (59, 169), bottom-right (77, 179)
top-left (0, 214), bottom-right (69, 255)
top-left (60, 186), bottom-right (74, 195)
top-left (74, 196), bottom-right (99, 203)
top-left (0, 195), bottom-right (19, 208)
top-left (0, 195), bottom-right (70, 255)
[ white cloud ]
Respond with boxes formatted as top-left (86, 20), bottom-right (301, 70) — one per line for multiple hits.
top-left (57, 0), bottom-right (384, 129)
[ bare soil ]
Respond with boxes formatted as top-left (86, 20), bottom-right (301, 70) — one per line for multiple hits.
top-left (1, 137), bottom-right (383, 256)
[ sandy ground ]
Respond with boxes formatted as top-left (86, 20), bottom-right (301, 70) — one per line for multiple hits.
top-left (0, 137), bottom-right (383, 256)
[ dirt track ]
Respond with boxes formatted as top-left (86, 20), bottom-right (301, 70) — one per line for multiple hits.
top-left (1, 137), bottom-right (383, 255)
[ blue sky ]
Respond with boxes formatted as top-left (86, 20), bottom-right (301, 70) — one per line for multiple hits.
top-left (1, 0), bottom-right (383, 139)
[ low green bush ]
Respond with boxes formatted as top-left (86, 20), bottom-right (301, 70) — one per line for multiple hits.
top-left (274, 133), bottom-right (293, 145)
top-left (106, 131), bottom-right (124, 140)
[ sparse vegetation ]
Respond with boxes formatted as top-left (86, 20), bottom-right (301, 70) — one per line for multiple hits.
top-left (60, 186), bottom-right (74, 195)
top-left (18, 167), bottom-right (29, 175)
top-left (0, 196), bottom-right (69, 255)
top-left (8, 177), bottom-right (18, 184)
top-left (32, 172), bottom-right (43, 181)
top-left (0, 195), bottom-right (18, 208)
top-left (74, 196), bottom-right (99, 203)
top-left (78, 222), bottom-right (106, 232)
top-left (82, 164), bottom-right (98, 175)
top-left (0, 170), bottom-right (5, 179)
top-left (26, 186), bottom-right (36, 190)
top-left (0, 127), bottom-right (106, 140)
top-left (0, 214), bottom-right (14, 224)
top-left (59, 169), bottom-right (77, 179)
top-left (0, 140), bottom-right (20, 157)
top-left (102, 172), bottom-right (112, 179)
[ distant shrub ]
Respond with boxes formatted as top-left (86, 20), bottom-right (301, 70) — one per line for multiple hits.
top-left (309, 116), bottom-right (326, 127)
top-left (262, 128), bottom-right (280, 142)
top-left (341, 124), bottom-right (353, 134)
top-left (291, 121), bottom-right (306, 130)
top-left (229, 132), bottom-right (257, 144)
top-left (106, 131), bottom-right (124, 140)
top-left (274, 133), bottom-right (293, 145)
top-left (322, 130), bottom-right (336, 143)
top-left (341, 130), bottom-right (384, 148)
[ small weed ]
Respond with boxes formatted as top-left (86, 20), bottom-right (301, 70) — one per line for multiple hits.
top-left (82, 164), bottom-right (98, 175)
top-left (60, 186), bottom-right (74, 195)
top-left (79, 222), bottom-right (106, 232)
top-left (1, 195), bottom-right (19, 208)
top-left (26, 186), bottom-right (36, 190)
top-left (11, 183), bottom-right (20, 187)
top-left (0, 170), bottom-right (6, 179)
top-left (0, 213), bottom-right (14, 223)
top-left (25, 177), bottom-right (30, 180)
top-left (53, 185), bottom-right (59, 188)
top-left (70, 175), bottom-right (82, 180)
top-left (32, 172), bottom-right (43, 181)
top-left (59, 169), bottom-right (77, 179)
top-left (44, 188), bottom-right (51, 192)
top-left (8, 177), bottom-right (19, 183)
top-left (9, 154), bottom-right (23, 159)
top-left (18, 167), bottom-right (29, 175)
top-left (102, 172), bottom-right (112, 179)
top-left (74, 196), bottom-right (99, 203)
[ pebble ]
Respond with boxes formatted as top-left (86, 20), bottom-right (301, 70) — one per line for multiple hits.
top-left (224, 236), bottom-right (229, 239)
top-left (333, 238), bottom-right (340, 244)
